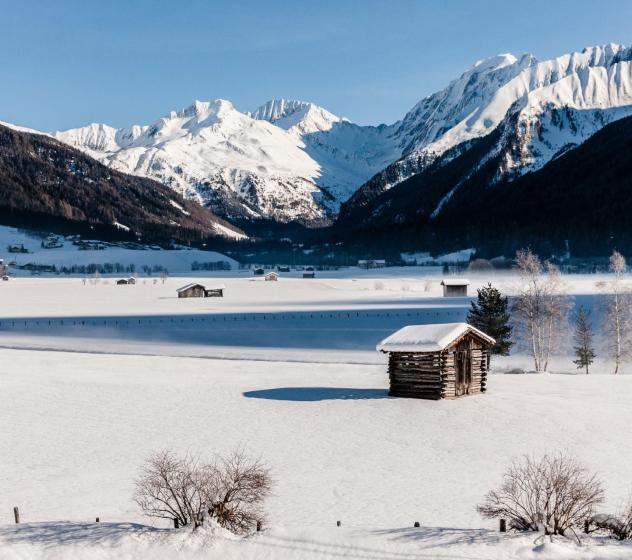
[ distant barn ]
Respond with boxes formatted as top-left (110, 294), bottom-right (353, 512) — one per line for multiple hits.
top-left (303, 272), bottom-right (315, 279)
top-left (441, 278), bottom-right (470, 297)
top-left (177, 283), bottom-right (224, 298)
top-left (265, 272), bottom-right (279, 281)
top-left (253, 268), bottom-right (265, 276)
top-left (116, 277), bottom-right (136, 285)
top-left (377, 323), bottom-right (495, 400)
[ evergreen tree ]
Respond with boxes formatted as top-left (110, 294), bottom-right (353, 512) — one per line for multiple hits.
top-left (467, 283), bottom-right (513, 355)
top-left (573, 306), bottom-right (596, 374)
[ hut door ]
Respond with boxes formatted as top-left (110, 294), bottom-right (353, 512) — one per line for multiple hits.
top-left (455, 341), bottom-right (472, 396)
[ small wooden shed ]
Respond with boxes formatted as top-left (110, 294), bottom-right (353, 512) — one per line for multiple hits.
top-left (441, 278), bottom-right (470, 297)
top-left (177, 283), bottom-right (207, 298)
top-left (377, 323), bottom-right (495, 400)
top-left (303, 272), bottom-right (315, 279)
top-left (205, 284), bottom-right (225, 297)
top-left (265, 272), bottom-right (279, 281)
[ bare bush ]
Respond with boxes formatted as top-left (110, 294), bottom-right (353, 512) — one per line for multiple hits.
top-left (205, 450), bottom-right (273, 534)
top-left (592, 501), bottom-right (632, 540)
top-left (134, 449), bottom-right (271, 534)
top-left (477, 453), bottom-right (604, 535)
top-left (134, 451), bottom-right (208, 528)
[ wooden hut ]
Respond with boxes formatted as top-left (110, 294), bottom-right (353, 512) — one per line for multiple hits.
top-left (205, 284), bottom-right (225, 297)
top-left (116, 279), bottom-right (129, 285)
top-left (177, 283), bottom-right (207, 298)
top-left (441, 278), bottom-right (470, 297)
top-left (303, 271), bottom-right (315, 279)
top-left (377, 323), bottom-right (495, 400)
top-left (265, 272), bottom-right (279, 281)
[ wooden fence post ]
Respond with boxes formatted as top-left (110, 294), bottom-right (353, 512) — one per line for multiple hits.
top-left (173, 518), bottom-right (179, 529)
top-left (584, 519), bottom-right (590, 534)
top-left (499, 519), bottom-right (506, 533)
top-left (414, 521), bottom-right (420, 528)
top-left (96, 517), bottom-right (100, 523)
top-left (256, 521), bottom-right (262, 532)
top-left (13, 507), bottom-right (19, 524)
top-left (336, 520), bottom-right (341, 527)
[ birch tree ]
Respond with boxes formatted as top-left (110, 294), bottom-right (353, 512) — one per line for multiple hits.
top-left (512, 249), bottom-right (571, 372)
top-left (601, 250), bottom-right (632, 374)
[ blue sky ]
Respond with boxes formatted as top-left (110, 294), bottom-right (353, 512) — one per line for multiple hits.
top-left (1, 0), bottom-right (630, 130)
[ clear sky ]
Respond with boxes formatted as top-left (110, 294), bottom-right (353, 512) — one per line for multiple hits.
top-left (1, 0), bottom-right (630, 131)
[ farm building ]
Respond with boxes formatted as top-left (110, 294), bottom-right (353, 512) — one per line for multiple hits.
top-left (277, 266), bottom-right (290, 272)
top-left (205, 284), bottom-right (225, 297)
top-left (265, 272), bottom-right (279, 281)
top-left (253, 268), bottom-right (265, 276)
top-left (303, 272), bottom-right (315, 279)
top-left (116, 278), bottom-right (136, 285)
top-left (176, 283), bottom-right (225, 298)
top-left (377, 323), bottom-right (495, 400)
top-left (441, 278), bottom-right (470, 297)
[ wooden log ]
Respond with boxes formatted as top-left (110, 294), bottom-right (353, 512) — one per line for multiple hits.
top-left (13, 507), bottom-right (19, 524)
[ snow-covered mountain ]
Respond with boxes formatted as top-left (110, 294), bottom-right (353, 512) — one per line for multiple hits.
top-left (54, 99), bottom-right (395, 226)
top-left (52, 43), bottom-right (632, 228)
top-left (345, 43), bottom-right (632, 210)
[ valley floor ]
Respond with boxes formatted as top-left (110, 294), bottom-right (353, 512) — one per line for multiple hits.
top-left (1, 273), bottom-right (631, 558)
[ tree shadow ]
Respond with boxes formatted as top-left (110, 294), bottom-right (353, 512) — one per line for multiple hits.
top-left (243, 387), bottom-right (391, 401)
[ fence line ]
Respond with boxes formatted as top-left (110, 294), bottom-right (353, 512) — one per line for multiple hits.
top-left (0, 309), bottom-right (468, 331)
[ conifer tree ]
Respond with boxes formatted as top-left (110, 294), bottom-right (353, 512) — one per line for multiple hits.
top-left (573, 306), bottom-right (595, 374)
top-left (467, 283), bottom-right (513, 355)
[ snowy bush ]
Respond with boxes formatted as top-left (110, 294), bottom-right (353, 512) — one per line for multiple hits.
top-left (591, 502), bottom-right (632, 540)
top-left (477, 453), bottom-right (604, 535)
top-left (134, 449), bottom-right (272, 534)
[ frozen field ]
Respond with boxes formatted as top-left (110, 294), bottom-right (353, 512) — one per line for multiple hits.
top-left (1, 349), bottom-right (632, 559)
top-left (1, 272), bottom-right (631, 558)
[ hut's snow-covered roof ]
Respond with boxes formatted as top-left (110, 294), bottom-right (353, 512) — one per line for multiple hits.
top-left (376, 322), bottom-right (495, 352)
top-left (176, 282), bottom-right (205, 293)
top-left (440, 278), bottom-right (470, 286)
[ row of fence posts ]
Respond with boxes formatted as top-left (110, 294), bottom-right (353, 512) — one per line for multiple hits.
top-left (9, 509), bottom-right (592, 535)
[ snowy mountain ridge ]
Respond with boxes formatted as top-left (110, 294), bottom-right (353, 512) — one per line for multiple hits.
top-left (50, 43), bottom-right (632, 227)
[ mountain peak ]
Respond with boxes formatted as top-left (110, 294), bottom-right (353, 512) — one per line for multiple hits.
top-left (472, 53), bottom-right (520, 72)
top-left (249, 99), bottom-right (313, 123)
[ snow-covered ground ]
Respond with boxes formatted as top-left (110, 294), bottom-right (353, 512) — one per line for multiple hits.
top-left (1, 268), bottom-right (631, 558)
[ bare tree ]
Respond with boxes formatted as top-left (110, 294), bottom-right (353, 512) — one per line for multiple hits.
top-left (135, 449), bottom-right (272, 534)
top-left (512, 249), bottom-right (572, 371)
top-left (601, 251), bottom-right (632, 374)
top-left (477, 452), bottom-right (604, 535)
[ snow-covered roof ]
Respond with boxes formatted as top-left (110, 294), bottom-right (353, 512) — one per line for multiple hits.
top-left (441, 278), bottom-right (470, 286)
top-left (206, 284), bottom-right (226, 290)
top-left (376, 323), bottom-right (495, 353)
top-left (176, 283), bottom-right (205, 292)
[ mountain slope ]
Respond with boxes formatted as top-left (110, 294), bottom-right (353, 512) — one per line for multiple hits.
top-left (334, 114), bottom-right (632, 256)
top-left (55, 99), bottom-right (396, 226)
top-left (0, 123), bottom-right (245, 243)
top-left (344, 43), bottom-right (632, 213)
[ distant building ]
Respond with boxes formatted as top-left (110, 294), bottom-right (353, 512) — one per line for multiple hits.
top-left (253, 268), bottom-right (265, 276)
top-left (358, 259), bottom-right (386, 269)
top-left (377, 323), bottom-right (495, 400)
top-left (303, 272), bottom-right (315, 279)
top-left (265, 272), bottom-right (279, 281)
top-left (440, 278), bottom-right (470, 297)
top-left (277, 266), bottom-right (290, 272)
top-left (116, 278), bottom-right (136, 285)
top-left (2, 275), bottom-right (9, 281)
top-left (177, 283), bottom-right (225, 298)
